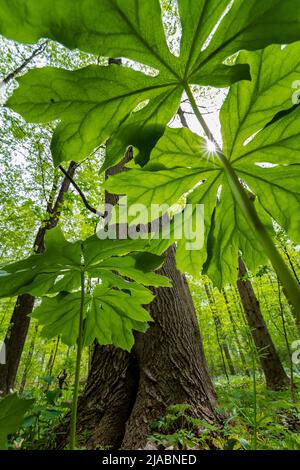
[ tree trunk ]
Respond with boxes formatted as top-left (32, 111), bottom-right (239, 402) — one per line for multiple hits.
top-left (205, 284), bottom-right (236, 377)
top-left (59, 246), bottom-right (220, 450)
top-left (45, 336), bottom-right (60, 392)
top-left (222, 289), bottom-right (249, 373)
top-left (0, 162), bottom-right (76, 394)
top-left (237, 255), bottom-right (290, 390)
top-left (121, 245), bottom-right (219, 449)
top-left (19, 324), bottom-right (38, 394)
top-left (55, 153), bottom-right (220, 450)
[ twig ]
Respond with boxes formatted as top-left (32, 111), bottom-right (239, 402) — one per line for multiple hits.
top-left (59, 165), bottom-right (104, 218)
top-left (2, 41), bottom-right (48, 84)
top-left (177, 106), bottom-right (189, 128)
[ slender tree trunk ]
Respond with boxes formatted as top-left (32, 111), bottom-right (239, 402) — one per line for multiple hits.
top-left (237, 255), bottom-right (290, 390)
top-left (205, 285), bottom-right (236, 376)
top-left (55, 153), bottom-right (220, 450)
top-left (222, 289), bottom-right (249, 373)
top-left (205, 285), bottom-right (228, 378)
top-left (19, 324), bottom-right (39, 393)
top-left (0, 162), bottom-right (76, 394)
top-left (46, 336), bottom-right (60, 390)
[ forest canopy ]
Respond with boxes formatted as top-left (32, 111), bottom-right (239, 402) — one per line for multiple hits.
top-left (0, 0), bottom-right (299, 455)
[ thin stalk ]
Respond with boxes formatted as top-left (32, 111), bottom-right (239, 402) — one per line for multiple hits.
top-left (251, 341), bottom-right (257, 451)
top-left (69, 269), bottom-right (85, 450)
top-left (277, 278), bottom-right (295, 402)
top-left (185, 85), bottom-right (300, 323)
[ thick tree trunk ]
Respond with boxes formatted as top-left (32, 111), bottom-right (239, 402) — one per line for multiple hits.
top-left (61, 246), bottom-right (220, 450)
top-left (237, 255), bottom-right (290, 390)
top-left (121, 245), bottom-right (218, 449)
top-left (55, 152), bottom-right (220, 450)
top-left (0, 162), bottom-right (76, 394)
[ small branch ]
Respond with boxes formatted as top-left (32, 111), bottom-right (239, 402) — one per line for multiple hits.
top-left (2, 41), bottom-right (48, 84)
top-left (177, 106), bottom-right (189, 128)
top-left (59, 165), bottom-right (104, 218)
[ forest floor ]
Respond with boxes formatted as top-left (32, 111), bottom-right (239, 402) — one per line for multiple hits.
top-left (148, 375), bottom-right (300, 451)
top-left (8, 374), bottom-right (300, 451)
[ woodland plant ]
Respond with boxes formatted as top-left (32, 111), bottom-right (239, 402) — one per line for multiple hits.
top-left (0, 0), bottom-right (300, 451)
top-left (0, 228), bottom-right (170, 448)
top-left (0, 0), bottom-right (299, 315)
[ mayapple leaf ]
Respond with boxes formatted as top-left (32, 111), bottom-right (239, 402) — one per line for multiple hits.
top-left (105, 127), bottom-right (220, 216)
top-left (221, 43), bottom-right (300, 160)
top-left (83, 284), bottom-right (153, 351)
top-left (108, 37), bottom-right (300, 288)
top-left (104, 87), bottom-right (183, 170)
top-left (0, 227), bottom-right (168, 298)
top-left (82, 233), bottom-right (166, 267)
top-left (106, 127), bottom-right (266, 285)
top-left (0, 228), bottom-right (82, 298)
top-left (32, 278), bottom-right (154, 351)
top-left (175, 174), bottom-right (221, 278)
top-left (2, 0), bottom-right (300, 166)
top-left (95, 252), bottom-right (172, 287)
top-left (0, 394), bottom-right (34, 450)
top-left (31, 291), bottom-right (90, 346)
top-left (203, 181), bottom-right (273, 287)
top-left (0, 227), bottom-right (169, 350)
top-left (236, 164), bottom-right (300, 244)
top-left (6, 66), bottom-right (180, 167)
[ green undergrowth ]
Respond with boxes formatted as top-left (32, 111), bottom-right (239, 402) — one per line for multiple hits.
top-left (148, 375), bottom-right (300, 450)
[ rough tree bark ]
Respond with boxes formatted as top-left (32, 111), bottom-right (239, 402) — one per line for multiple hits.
top-left (0, 162), bottom-right (77, 394)
top-left (55, 152), bottom-right (220, 450)
top-left (58, 246), bottom-right (220, 450)
top-left (237, 255), bottom-right (290, 390)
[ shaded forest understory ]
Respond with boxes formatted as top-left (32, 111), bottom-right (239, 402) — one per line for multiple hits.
top-left (0, 0), bottom-right (300, 453)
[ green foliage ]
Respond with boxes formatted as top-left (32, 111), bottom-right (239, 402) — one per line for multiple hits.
top-left (215, 376), bottom-right (300, 450)
top-left (107, 43), bottom-right (300, 287)
top-left (0, 0), bottom-right (300, 452)
top-left (0, 227), bottom-right (169, 350)
top-left (0, 394), bottom-right (34, 449)
top-left (149, 403), bottom-right (221, 450)
top-left (149, 378), bottom-right (300, 450)
top-left (2, 0), bottom-right (300, 166)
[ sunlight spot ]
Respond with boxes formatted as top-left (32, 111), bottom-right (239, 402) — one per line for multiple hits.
top-left (206, 140), bottom-right (217, 153)
top-left (203, 140), bottom-right (217, 162)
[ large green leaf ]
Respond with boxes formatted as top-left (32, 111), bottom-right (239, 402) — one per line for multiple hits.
top-left (107, 43), bottom-right (300, 286)
top-left (0, 227), bottom-right (168, 297)
top-left (0, 228), bottom-right (82, 297)
top-left (0, 227), bottom-right (169, 349)
top-left (84, 284), bottom-right (153, 351)
top-left (32, 280), bottom-right (153, 351)
top-left (2, 0), bottom-right (300, 166)
top-left (0, 394), bottom-right (34, 450)
top-left (221, 43), bottom-right (300, 159)
top-left (32, 292), bottom-right (89, 346)
top-left (6, 66), bottom-right (179, 167)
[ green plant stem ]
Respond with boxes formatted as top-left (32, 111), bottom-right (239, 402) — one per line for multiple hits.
top-left (185, 85), bottom-right (300, 323)
top-left (69, 269), bottom-right (85, 450)
top-left (251, 337), bottom-right (257, 451)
